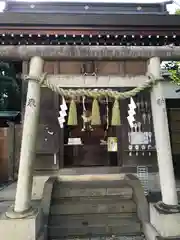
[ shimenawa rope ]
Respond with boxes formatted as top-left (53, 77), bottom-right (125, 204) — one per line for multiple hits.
top-left (23, 73), bottom-right (160, 99)
top-left (23, 73), bottom-right (161, 126)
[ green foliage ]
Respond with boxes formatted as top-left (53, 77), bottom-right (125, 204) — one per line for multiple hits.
top-left (161, 9), bottom-right (180, 85)
top-left (175, 9), bottom-right (180, 15)
top-left (163, 61), bottom-right (180, 85)
top-left (0, 62), bottom-right (21, 111)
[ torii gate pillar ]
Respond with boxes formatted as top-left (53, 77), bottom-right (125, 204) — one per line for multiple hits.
top-left (7, 56), bottom-right (44, 217)
top-left (149, 57), bottom-right (180, 238)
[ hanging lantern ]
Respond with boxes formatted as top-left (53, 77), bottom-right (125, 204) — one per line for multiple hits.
top-left (0, 62), bottom-right (21, 112)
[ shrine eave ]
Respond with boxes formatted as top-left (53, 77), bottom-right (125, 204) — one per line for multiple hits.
top-left (0, 33), bottom-right (179, 46)
top-left (0, 13), bottom-right (180, 46)
top-left (0, 12), bottom-right (180, 30)
top-left (5, 1), bottom-right (171, 15)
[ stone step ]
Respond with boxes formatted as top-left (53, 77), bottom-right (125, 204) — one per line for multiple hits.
top-left (50, 236), bottom-right (144, 240)
top-left (54, 180), bottom-right (131, 189)
top-left (48, 223), bottom-right (142, 238)
top-left (53, 186), bottom-right (132, 199)
top-left (50, 198), bottom-right (136, 215)
top-left (157, 237), bottom-right (180, 240)
top-left (49, 213), bottom-right (140, 226)
top-left (53, 180), bottom-right (132, 199)
top-left (51, 195), bottom-right (134, 205)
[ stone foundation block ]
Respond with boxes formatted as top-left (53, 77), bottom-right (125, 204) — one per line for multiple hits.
top-left (0, 207), bottom-right (43, 240)
top-left (150, 203), bottom-right (180, 238)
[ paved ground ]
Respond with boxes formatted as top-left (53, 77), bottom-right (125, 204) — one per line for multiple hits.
top-left (0, 182), bottom-right (16, 213)
top-left (0, 182), bottom-right (16, 201)
top-left (0, 182), bottom-right (42, 213)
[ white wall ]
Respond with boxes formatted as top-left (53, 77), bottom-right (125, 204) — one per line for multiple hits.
top-left (161, 81), bottom-right (180, 99)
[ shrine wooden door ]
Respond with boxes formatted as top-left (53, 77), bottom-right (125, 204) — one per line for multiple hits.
top-left (34, 61), bottom-right (61, 171)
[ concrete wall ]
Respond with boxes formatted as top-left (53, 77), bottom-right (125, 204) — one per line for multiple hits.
top-left (161, 81), bottom-right (180, 99)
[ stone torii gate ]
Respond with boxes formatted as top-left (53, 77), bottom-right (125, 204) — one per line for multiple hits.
top-left (1, 45), bottom-right (180, 239)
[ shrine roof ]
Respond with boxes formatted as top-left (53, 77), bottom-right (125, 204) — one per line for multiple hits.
top-left (0, 12), bottom-right (180, 28)
top-left (5, 1), bottom-right (172, 15)
top-left (0, 1), bottom-right (180, 44)
top-left (0, 1), bottom-right (179, 30)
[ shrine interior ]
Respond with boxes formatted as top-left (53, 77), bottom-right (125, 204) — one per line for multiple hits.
top-left (167, 99), bottom-right (180, 179)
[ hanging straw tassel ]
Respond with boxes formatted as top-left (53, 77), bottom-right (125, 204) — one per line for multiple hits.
top-left (111, 98), bottom-right (121, 126)
top-left (67, 99), bottom-right (78, 126)
top-left (91, 98), bottom-right (101, 125)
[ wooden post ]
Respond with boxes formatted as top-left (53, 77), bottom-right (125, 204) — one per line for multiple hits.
top-left (7, 122), bottom-right (15, 181)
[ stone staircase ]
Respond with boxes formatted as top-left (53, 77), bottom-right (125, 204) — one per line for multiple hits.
top-left (47, 179), bottom-right (145, 240)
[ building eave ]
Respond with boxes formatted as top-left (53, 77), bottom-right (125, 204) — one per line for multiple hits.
top-left (5, 1), bottom-right (172, 14)
top-left (0, 12), bottom-right (179, 29)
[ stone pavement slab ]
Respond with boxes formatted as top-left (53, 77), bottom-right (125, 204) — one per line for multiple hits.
top-left (0, 182), bottom-right (16, 201)
top-left (0, 200), bottom-right (14, 214)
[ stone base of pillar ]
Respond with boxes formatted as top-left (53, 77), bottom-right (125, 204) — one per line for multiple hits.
top-left (0, 206), bottom-right (43, 240)
top-left (5, 205), bottom-right (38, 219)
top-left (150, 203), bottom-right (180, 238)
top-left (154, 201), bottom-right (180, 214)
